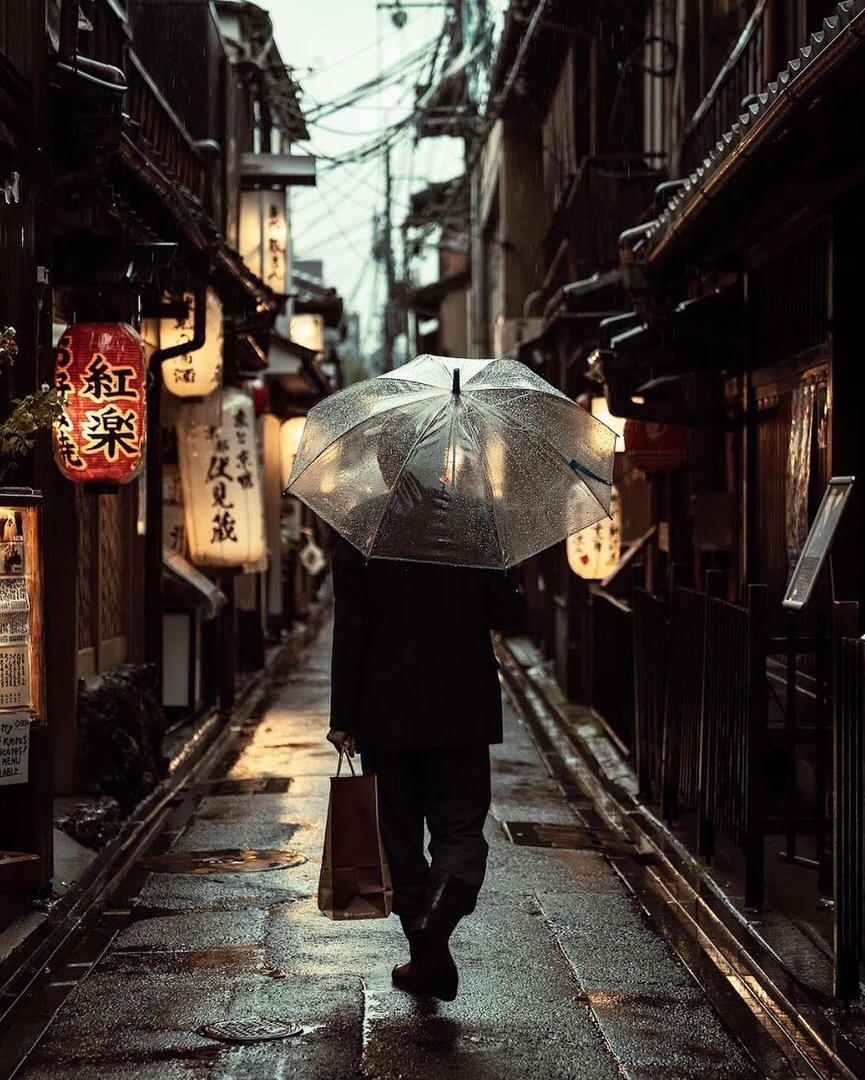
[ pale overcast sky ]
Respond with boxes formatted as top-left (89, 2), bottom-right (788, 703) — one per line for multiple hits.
top-left (269, 0), bottom-right (465, 358)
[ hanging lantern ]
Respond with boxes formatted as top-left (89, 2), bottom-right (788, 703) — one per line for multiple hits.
top-left (176, 388), bottom-right (266, 571)
top-left (290, 313), bottom-right (325, 353)
top-left (279, 416), bottom-right (306, 489)
top-left (240, 377), bottom-right (270, 417)
top-left (623, 419), bottom-right (687, 474)
top-left (53, 323), bottom-right (147, 485)
top-left (239, 189), bottom-right (288, 295)
top-left (160, 288), bottom-right (223, 399)
top-left (567, 485), bottom-right (622, 580)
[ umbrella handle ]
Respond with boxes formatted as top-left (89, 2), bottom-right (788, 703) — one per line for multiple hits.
top-left (570, 459), bottom-right (612, 486)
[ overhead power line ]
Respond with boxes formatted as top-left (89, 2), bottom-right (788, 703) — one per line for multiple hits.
top-left (302, 37), bottom-right (440, 122)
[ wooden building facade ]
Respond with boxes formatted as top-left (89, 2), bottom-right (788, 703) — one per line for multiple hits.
top-left (0, 0), bottom-right (334, 933)
top-left (408, 0), bottom-right (865, 1000)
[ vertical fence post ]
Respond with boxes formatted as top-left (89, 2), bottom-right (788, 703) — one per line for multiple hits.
top-left (832, 600), bottom-right (860, 1004)
top-left (816, 607), bottom-right (831, 897)
top-left (696, 586), bottom-right (714, 860)
top-left (783, 611), bottom-right (799, 862)
top-left (633, 589), bottom-right (651, 800)
top-left (744, 584), bottom-right (768, 910)
top-left (660, 588), bottom-right (680, 824)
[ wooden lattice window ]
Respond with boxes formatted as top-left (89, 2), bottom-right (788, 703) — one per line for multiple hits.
top-left (76, 489), bottom-right (131, 677)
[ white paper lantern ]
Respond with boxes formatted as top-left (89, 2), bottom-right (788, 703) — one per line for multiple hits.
top-left (567, 485), bottom-right (622, 580)
top-left (279, 416), bottom-right (306, 489)
top-left (161, 288), bottom-right (224, 398)
top-left (176, 388), bottom-right (266, 571)
top-left (239, 189), bottom-right (288, 295)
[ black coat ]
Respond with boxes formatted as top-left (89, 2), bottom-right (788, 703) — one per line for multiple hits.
top-left (329, 534), bottom-right (519, 751)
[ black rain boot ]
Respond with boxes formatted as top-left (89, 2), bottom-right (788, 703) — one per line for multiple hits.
top-left (405, 870), bottom-right (480, 1002)
top-left (391, 913), bottom-right (425, 993)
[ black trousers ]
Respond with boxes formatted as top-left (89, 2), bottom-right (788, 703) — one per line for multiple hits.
top-left (361, 745), bottom-right (491, 919)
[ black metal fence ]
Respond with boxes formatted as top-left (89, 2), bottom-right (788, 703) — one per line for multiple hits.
top-left (594, 583), bottom-right (865, 997)
top-left (632, 588), bottom-right (667, 799)
top-left (698, 586), bottom-right (767, 909)
top-left (662, 587), bottom-right (707, 821)
top-left (591, 591), bottom-right (634, 752)
top-left (597, 583), bottom-right (768, 908)
top-left (679, 0), bottom-right (767, 176)
top-left (833, 602), bottom-right (864, 1003)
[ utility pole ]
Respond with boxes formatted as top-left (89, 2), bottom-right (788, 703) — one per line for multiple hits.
top-left (382, 144), bottom-right (396, 372)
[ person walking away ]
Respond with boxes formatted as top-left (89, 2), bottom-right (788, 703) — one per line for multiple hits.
top-left (326, 531), bottom-right (519, 1002)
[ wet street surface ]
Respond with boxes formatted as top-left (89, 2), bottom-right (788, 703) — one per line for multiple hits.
top-left (0, 620), bottom-right (784, 1079)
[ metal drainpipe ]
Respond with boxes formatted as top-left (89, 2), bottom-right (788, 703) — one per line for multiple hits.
top-left (59, 0), bottom-right (79, 62)
top-left (144, 270), bottom-right (209, 693)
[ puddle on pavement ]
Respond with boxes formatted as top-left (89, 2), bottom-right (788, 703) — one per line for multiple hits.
top-left (263, 742), bottom-right (324, 751)
top-left (137, 848), bottom-right (307, 874)
top-left (504, 820), bottom-right (637, 856)
top-left (108, 944), bottom-right (260, 973)
top-left (41, 1045), bottom-right (225, 1070)
top-left (186, 776), bottom-right (294, 797)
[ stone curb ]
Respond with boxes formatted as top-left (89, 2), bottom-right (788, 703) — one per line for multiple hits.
top-left (495, 636), bottom-right (865, 1080)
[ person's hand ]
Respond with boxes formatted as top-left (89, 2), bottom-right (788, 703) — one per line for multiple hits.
top-left (326, 729), bottom-right (356, 757)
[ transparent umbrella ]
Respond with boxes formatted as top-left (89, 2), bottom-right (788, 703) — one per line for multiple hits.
top-left (285, 353), bottom-right (617, 569)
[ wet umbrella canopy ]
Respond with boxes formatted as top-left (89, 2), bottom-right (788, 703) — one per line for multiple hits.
top-left (285, 354), bottom-right (617, 569)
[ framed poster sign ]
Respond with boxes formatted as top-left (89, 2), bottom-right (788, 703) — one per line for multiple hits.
top-left (0, 490), bottom-right (44, 724)
top-left (782, 476), bottom-right (855, 611)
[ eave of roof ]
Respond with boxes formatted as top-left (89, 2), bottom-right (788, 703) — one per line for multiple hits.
top-left (626, 0), bottom-right (865, 267)
top-left (117, 130), bottom-right (279, 315)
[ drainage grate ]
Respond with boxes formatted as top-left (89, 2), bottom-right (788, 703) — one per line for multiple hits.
top-left (138, 848), bottom-right (307, 874)
top-left (198, 1018), bottom-right (302, 1043)
top-left (504, 821), bottom-right (635, 856)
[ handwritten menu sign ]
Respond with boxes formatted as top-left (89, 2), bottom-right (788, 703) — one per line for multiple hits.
top-left (0, 714), bottom-right (29, 785)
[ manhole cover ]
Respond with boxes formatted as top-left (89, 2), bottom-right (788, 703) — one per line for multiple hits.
top-left (138, 848), bottom-right (307, 874)
top-left (504, 821), bottom-right (634, 855)
top-left (199, 1018), bottom-right (302, 1043)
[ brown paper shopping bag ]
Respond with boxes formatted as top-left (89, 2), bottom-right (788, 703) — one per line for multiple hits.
top-left (318, 752), bottom-right (393, 920)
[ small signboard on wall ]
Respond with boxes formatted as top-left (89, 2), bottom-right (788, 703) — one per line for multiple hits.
top-left (782, 476), bottom-right (855, 611)
top-left (0, 714), bottom-right (29, 786)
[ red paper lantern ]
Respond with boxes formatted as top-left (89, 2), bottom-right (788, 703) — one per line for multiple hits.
top-left (53, 323), bottom-right (147, 485)
top-left (623, 418), bottom-right (687, 474)
top-left (240, 378), bottom-right (270, 417)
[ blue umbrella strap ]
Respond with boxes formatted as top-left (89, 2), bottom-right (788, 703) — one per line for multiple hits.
top-left (570, 459), bottom-right (613, 486)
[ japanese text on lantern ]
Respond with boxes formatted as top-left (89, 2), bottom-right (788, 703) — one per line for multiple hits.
top-left (161, 289), bottom-right (224, 398)
top-left (53, 324), bottom-right (147, 484)
top-left (206, 407), bottom-right (257, 546)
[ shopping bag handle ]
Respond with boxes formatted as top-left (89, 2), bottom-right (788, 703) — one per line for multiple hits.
top-left (336, 749), bottom-right (356, 777)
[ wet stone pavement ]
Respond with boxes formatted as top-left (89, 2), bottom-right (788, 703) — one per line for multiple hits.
top-left (4, 620), bottom-right (774, 1080)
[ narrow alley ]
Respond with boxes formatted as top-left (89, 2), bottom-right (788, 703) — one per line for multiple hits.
top-left (0, 619), bottom-right (792, 1080)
